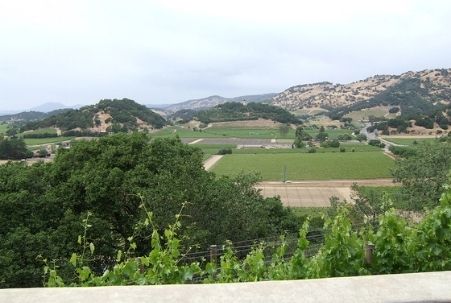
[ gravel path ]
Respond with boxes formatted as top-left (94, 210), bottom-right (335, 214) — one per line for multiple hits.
top-left (203, 155), bottom-right (224, 171)
top-left (188, 139), bottom-right (204, 145)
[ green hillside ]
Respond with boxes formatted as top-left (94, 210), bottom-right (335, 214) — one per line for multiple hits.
top-left (23, 99), bottom-right (166, 133)
top-left (173, 102), bottom-right (301, 124)
top-left (328, 78), bottom-right (451, 122)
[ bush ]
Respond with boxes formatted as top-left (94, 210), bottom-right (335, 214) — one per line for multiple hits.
top-left (340, 147), bottom-right (346, 152)
top-left (337, 134), bottom-right (353, 141)
top-left (23, 133), bottom-right (58, 139)
top-left (389, 146), bottom-right (416, 158)
top-left (307, 148), bottom-right (317, 153)
top-left (356, 134), bottom-right (367, 142)
top-left (217, 148), bottom-right (232, 155)
top-left (368, 139), bottom-right (381, 146)
top-left (389, 107), bottom-right (400, 113)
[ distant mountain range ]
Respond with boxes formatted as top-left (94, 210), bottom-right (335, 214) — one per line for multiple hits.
top-left (2, 68), bottom-right (449, 127)
top-left (152, 93), bottom-right (277, 112)
top-left (30, 102), bottom-right (71, 113)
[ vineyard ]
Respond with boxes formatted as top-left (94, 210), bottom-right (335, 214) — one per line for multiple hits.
top-left (46, 187), bottom-right (451, 286)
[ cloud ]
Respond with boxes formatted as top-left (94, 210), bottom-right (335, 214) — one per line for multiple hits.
top-left (0, 0), bottom-right (450, 110)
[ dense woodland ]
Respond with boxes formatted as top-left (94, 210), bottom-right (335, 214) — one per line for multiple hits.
top-left (22, 99), bottom-right (166, 132)
top-left (0, 134), bottom-right (297, 287)
top-left (172, 102), bottom-right (301, 124)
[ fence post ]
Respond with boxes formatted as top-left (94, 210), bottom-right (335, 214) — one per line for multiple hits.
top-left (209, 245), bottom-right (219, 264)
top-left (364, 242), bottom-right (375, 265)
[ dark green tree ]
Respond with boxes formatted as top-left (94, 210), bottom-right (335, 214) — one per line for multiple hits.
top-left (392, 142), bottom-right (451, 210)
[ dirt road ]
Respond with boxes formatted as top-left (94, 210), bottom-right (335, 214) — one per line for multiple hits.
top-left (203, 155), bottom-right (223, 171)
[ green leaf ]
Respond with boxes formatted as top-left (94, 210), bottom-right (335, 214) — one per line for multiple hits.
top-left (89, 242), bottom-right (95, 255)
top-left (70, 253), bottom-right (78, 267)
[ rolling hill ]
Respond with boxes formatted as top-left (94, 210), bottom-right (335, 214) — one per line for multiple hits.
top-left (22, 99), bottom-right (166, 133)
top-left (160, 93), bottom-right (277, 112)
top-left (172, 102), bottom-right (300, 124)
top-left (272, 69), bottom-right (451, 111)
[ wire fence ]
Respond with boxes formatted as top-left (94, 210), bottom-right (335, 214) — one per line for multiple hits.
top-left (46, 221), bottom-right (371, 282)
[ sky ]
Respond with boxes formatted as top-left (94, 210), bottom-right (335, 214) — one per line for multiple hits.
top-left (1, 0), bottom-right (451, 111)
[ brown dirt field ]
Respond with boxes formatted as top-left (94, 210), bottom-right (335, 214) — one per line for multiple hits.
top-left (256, 179), bottom-right (398, 207)
top-left (256, 185), bottom-right (351, 207)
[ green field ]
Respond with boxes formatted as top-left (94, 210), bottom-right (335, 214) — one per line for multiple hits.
top-left (193, 144), bottom-right (236, 159)
top-left (153, 126), bottom-right (295, 139)
top-left (24, 136), bottom-right (74, 146)
top-left (231, 144), bottom-right (380, 155)
top-left (22, 127), bottom-right (57, 135)
top-left (153, 126), bottom-right (354, 140)
top-left (211, 152), bottom-right (394, 181)
top-left (382, 137), bottom-right (438, 146)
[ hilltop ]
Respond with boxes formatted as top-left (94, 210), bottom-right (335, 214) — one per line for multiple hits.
top-left (0, 109), bottom-right (71, 122)
top-left (172, 102), bottom-right (300, 124)
top-left (272, 69), bottom-right (451, 111)
top-left (161, 93), bottom-right (277, 112)
top-left (22, 99), bottom-right (166, 133)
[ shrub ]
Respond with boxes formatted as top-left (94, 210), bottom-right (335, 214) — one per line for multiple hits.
top-left (340, 147), bottom-right (346, 152)
top-left (217, 148), bottom-right (232, 155)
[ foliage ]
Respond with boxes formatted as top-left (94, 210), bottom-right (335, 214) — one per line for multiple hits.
top-left (0, 137), bottom-right (33, 160)
top-left (45, 185), bottom-right (451, 286)
top-left (320, 140), bottom-right (340, 148)
top-left (392, 143), bottom-right (451, 210)
top-left (0, 133), bottom-right (297, 287)
top-left (173, 102), bottom-right (301, 124)
top-left (368, 139), bottom-right (385, 148)
top-left (356, 134), bottom-right (367, 142)
top-left (389, 145), bottom-right (416, 158)
top-left (278, 124), bottom-right (291, 137)
top-left (217, 148), bottom-right (232, 155)
top-left (22, 99), bottom-right (166, 132)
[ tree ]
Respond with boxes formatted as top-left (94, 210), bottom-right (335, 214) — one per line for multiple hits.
top-left (0, 133), bottom-right (299, 287)
top-left (356, 134), bottom-right (367, 142)
top-left (279, 124), bottom-right (290, 137)
top-left (5, 127), bottom-right (18, 137)
top-left (295, 126), bottom-right (312, 141)
top-left (392, 143), bottom-right (451, 210)
top-left (316, 132), bottom-right (328, 142)
top-left (0, 137), bottom-right (32, 160)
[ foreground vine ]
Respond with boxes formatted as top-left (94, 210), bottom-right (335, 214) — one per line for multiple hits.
top-left (45, 186), bottom-right (451, 286)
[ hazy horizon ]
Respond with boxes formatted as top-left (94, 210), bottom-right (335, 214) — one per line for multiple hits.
top-left (1, 0), bottom-right (451, 111)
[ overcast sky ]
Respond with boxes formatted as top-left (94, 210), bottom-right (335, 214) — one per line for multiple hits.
top-left (1, 0), bottom-right (451, 110)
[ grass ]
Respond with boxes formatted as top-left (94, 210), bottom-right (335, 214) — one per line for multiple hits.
top-left (24, 136), bottom-right (74, 146)
top-left (153, 126), bottom-right (295, 139)
top-left (211, 152), bottom-right (394, 181)
top-left (153, 126), bottom-right (355, 140)
top-left (193, 144), bottom-right (236, 159)
top-left (232, 144), bottom-right (380, 154)
top-left (382, 137), bottom-right (438, 146)
top-left (344, 106), bottom-right (388, 121)
top-left (22, 127), bottom-right (57, 135)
